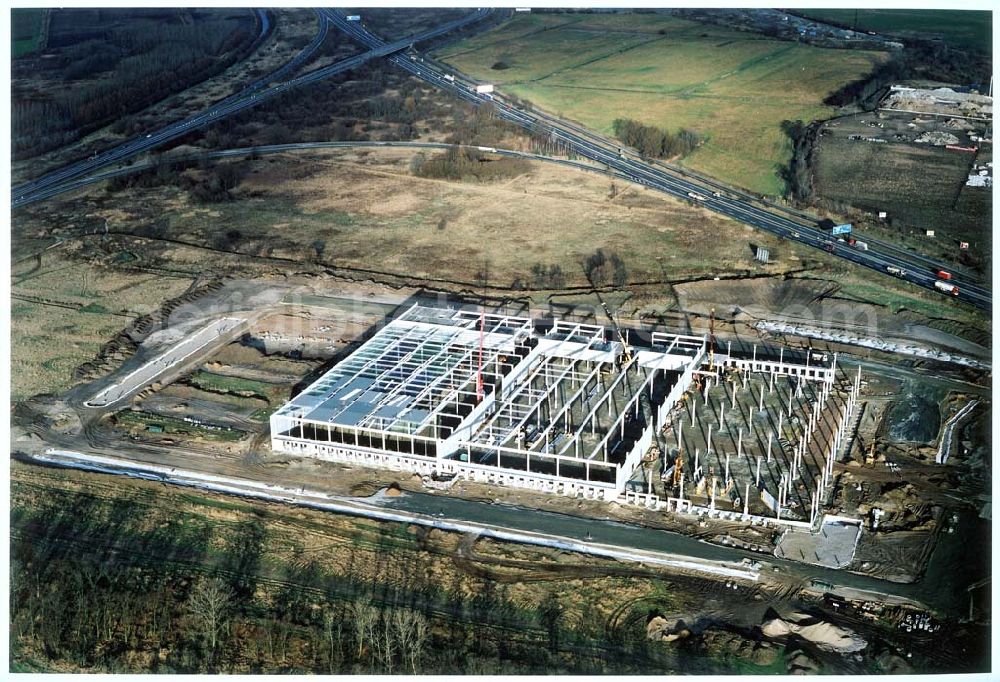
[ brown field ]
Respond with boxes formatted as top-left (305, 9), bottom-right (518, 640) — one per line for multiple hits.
top-left (84, 148), bottom-right (810, 287)
top-left (11, 146), bottom-right (989, 406)
top-left (814, 133), bottom-right (988, 263)
top-left (11, 249), bottom-right (193, 400)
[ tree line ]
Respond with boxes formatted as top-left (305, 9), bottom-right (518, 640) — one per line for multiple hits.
top-left (824, 37), bottom-right (992, 109)
top-left (611, 118), bottom-right (702, 159)
top-left (11, 484), bottom-right (639, 674)
top-left (412, 147), bottom-right (531, 182)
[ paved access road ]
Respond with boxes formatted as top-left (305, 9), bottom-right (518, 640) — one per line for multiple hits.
top-left (324, 10), bottom-right (990, 313)
top-left (84, 317), bottom-right (246, 408)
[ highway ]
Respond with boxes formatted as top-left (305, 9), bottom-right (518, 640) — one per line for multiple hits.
top-left (323, 10), bottom-right (990, 313)
top-left (12, 9), bottom-right (493, 209)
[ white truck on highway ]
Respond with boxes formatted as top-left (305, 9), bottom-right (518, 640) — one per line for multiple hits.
top-left (475, 84), bottom-right (495, 94)
top-left (443, 74), bottom-right (455, 82)
top-left (346, 15), bottom-right (361, 21)
top-left (687, 191), bottom-right (708, 201)
top-left (934, 280), bottom-right (960, 296)
top-left (886, 266), bottom-right (907, 277)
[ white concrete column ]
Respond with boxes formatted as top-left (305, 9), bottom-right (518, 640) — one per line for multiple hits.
top-left (759, 385), bottom-right (765, 411)
top-left (724, 453), bottom-right (730, 486)
top-left (707, 423), bottom-right (713, 454)
top-left (737, 428), bottom-right (743, 459)
top-left (719, 402), bottom-right (726, 428)
top-left (744, 483), bottom-right (750, 516)
top-left (755, 456), bottom-right (762, 486)
top-left (766, 430), bottom-right (773, 463)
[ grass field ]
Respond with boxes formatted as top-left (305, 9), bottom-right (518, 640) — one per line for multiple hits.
top-left (187, 370), bottom-right (281, 402)
top-left (114, 409), bottom-right (247, 442)
top-left (12, 9), bottom-right (46, 57)
top-left (796, 9), bottom-right (991, 53)
top-left (437, 13), bottom-right (885, 195)
top-left (11, 251), bottom-right (192, 401)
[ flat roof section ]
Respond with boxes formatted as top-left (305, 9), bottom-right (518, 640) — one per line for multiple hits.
top-left (274, 305), bottom-right (533, 435)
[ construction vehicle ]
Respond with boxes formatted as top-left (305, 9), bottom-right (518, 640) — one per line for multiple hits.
top-left (937, 270), bottom-right (952, 280)
top-left (934, 280), bottom-right (960, 296)
top-left (886, 266), bottom-right (906, 277)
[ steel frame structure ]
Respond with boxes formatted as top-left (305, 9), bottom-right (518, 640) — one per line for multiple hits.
top-left (271, 305), bottom-right (706, 500)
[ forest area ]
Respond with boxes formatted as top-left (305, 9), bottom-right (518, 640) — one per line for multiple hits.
top-left (11, 9), bottom-right (258, 159)
top-left (10, 467), bottom-right (697, 675)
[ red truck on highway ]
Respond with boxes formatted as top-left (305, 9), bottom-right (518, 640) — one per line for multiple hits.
top-left (936, 270), bottom-right (952, 280)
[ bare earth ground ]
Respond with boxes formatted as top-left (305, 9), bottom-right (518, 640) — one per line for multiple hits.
top-left (814, 112), bottom-right (991, 272)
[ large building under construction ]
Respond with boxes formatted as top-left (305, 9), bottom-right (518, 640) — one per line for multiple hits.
top-left (271, 304), bottom-right (706, 499)
top-left (271, 304), bottom-right (858, 522)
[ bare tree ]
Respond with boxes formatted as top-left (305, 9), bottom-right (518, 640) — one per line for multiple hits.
top-left (323, 608), bottom-right (343, 673)
top-left (377, 613), bottom-right (395, 673)
top-left (350, 596), bottom-right (379, 662)
top-left (186, 577), bottom-right (232, 664)
top-left (399, 609), bottom-right (430, 674)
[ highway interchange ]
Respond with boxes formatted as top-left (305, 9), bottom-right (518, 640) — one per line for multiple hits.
top-left (11, 8), bottom-right (990, 312)
top-left (10, 9), bottom-right (492, 209)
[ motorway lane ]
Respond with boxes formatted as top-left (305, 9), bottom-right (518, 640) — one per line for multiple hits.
top-left (13, 10), bottom-right (492, 209)
top-left (326, 11), bottom-right (990, 311)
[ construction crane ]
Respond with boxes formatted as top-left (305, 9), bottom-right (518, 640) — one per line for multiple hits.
top-left (594, 289), bottom-right (632, 362)
top-left (708, 307), bottom-right (716, 371)
top-left (476, 307), bottom-right (485, 403)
